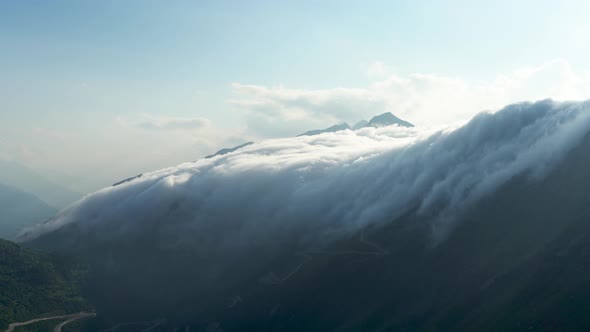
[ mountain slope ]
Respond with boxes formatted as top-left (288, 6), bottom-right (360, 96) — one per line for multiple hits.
top-left (0, 160), bottom-right (81, 209)
top-left (295, 112), bottom-right (414, 137)
top-left (0, 239), bottom-right (89, 330)
top-left (352, 119), bottom-right (369, 130)
top-left (23, 100), bottom-right (590, 330)
top-left (0, 183), bottom-right (57, 240)
top-left (367, 112), bottom-right (414, 128)
top-left (296, 123), bottom-right (351, 137)
top-left (205, 142), bottom-right (254, 159)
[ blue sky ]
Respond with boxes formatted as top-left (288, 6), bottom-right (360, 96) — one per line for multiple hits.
top-left (1, 0), bottom-right (589, 192)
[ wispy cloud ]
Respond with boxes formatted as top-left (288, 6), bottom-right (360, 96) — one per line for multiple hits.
top-left (136, 115), bottom-right (211, 131)
top-left (364, 61), bottom-right (393, 78)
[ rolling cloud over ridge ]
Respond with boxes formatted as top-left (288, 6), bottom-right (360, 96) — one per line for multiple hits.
top-left (22, 100), bottom-right (590, 248)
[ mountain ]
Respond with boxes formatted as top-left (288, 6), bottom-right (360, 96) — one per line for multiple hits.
top-left (0, 160), bottom-right (81, 210)
top-left (0, 239), bottom-right (89, 330)
top-left (297, 123), bottom-right (350, 137)
top-left (21, 100), bottom-right (590, 330)
top-left (299, 112), bottom-right (412, 136)
top-left (0, 183), bottom-right (57, 240)
top-left (352, 119), bottom-right (369, 130)
top-left (205, 142), bottom-right (254, 159)
top-left (367, 112), bottom-right (414, 128)
top-left (112, 174), bottom-right (143, 186)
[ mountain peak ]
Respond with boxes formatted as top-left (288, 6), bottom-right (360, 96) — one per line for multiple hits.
top-left (352, 120), bottom-right (369, 130)
top-left (295, 112), bottom-right (413, 138)
top-left (205, 142), bottom-right (254, 159)
top-left (367, 112), bottom-right (414, 128)
top-left (297, 123), bottom-right (350, 137)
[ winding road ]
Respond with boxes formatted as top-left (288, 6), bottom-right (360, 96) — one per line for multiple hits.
top-left (3, 312), bottom-right (95, 332)
top-left (53, 312), bottom-right (96, 332)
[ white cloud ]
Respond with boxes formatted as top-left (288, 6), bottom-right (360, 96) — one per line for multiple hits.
top-left (231, 60), bottom-right (590, 137)
top-left (136, 115), bottom-right (211, 131)
top-left (365, 60), bottom-right (393, 78)
top-left (4, 60), bottom-right (589, 198)
top-left (231, 83), bottom-right (386, 137)
top-left (23, 100), bottom-right (590, 249)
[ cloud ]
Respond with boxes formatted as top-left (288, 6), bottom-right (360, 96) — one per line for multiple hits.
top-left (365, 60), bottom-right (393, 78)
top-left (230, 83), bottom-right (385, 137)
top-left (231, 60), bottom-right (590, 137)
top-left (23, 100), bottom-right (590, 249)
top-left (136, 115), bottom-right (211, 131)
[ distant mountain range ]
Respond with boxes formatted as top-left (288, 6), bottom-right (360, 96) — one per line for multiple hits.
top-left (0, 160), bottom-right (81, 240)
top-left (366, 112), bottom-right (414, 128)
top-left (0, 160), bottom-right (81, 210)
top-left (0, 184), bottom-right (56, 240)
top-left (206, 112), bottom-right (414, 160)
top-left (352, 119), bottom-right (368, 130)
top-left (297, 111), bottom-right (414, 137)
top-left (297, 123), bottom-right (352, 137)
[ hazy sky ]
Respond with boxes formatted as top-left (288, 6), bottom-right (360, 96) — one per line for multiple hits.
top-left (1, 0), bottom-right (590, 192)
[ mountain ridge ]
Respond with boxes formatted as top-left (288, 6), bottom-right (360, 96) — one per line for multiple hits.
top-left (367, 112), bottom-right (414, 128)
top-left (296, 112), bottom-right (413, 137)
top-left (0, 160), bottom-right (81, 210)
top-left (205, 142), bottom-right (254, 159)
top-left (22, 100), bottom-right (590, 330)
top-left (0, 183), bottom-right (56, 240)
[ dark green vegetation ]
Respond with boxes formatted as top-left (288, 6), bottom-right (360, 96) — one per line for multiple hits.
top-left (11, 319), bottom-right (61, 332)
top-left (0, 184), bottom-right (56, 241)
top-left (0, 239), bottom-right (89, 330)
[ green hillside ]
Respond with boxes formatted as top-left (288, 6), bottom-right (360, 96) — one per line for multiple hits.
top-left (0, 239), bottom-right (89, 330)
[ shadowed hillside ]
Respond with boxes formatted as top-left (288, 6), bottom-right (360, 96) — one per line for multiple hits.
top-left (0, 184), bottom-right (56, 240)
top-left (21, 101), bottom-right (590, 330)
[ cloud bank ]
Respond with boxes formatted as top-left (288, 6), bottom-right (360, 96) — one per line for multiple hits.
top-left (3, 60), bottom-right (588, 196)
top-left (23, 100), bottom-right (590, 249)
top-left (232, 60), bottom-right (590, 137)
top-left (136, 115), bottom-right (211, 131)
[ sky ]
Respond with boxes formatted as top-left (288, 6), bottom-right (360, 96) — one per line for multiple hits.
top-left (1, 0), bottom-right (590, 193)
